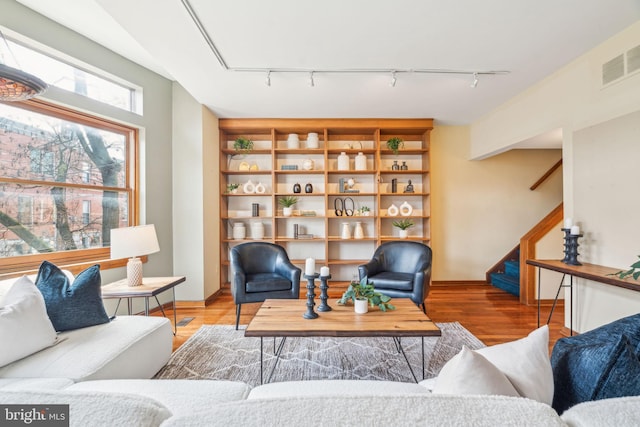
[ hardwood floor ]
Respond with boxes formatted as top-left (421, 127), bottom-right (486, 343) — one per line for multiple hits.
top-left (156, 283), bottom-right (566, 352)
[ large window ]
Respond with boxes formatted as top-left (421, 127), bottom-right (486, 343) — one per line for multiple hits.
top-left (4, 37), bottom-right (140, 114)
top-left (0, 100), bottom-right (137, 271)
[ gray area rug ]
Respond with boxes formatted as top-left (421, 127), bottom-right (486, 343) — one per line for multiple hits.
top-left (155, 323), bottom-right (484, 386)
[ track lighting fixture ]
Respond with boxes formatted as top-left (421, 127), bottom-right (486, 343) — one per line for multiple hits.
top-left (390, 71), bottom-right (397, 87)
top-left (309, 71), bottom-right (315, 87)
top-left (471, 72), bottom-right (479, 88)
top-left (265, 70), bottom-right (271, 87)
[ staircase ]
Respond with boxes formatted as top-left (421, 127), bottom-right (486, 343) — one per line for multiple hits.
top-left (486, 246), bottom-right (520, 297)
top-left (489, 257), bottom-right (520, 297)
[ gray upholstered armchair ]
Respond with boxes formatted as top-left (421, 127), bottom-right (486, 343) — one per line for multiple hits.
top-left (230, 242), bottom-right (301, 329)
top-left (358, 241), bottom-right (432, 313)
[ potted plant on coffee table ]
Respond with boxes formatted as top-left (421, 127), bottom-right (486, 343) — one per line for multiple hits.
top-left (393, 218), bottom-right (414, 239)
top-left (337, 276), bottom-right (395, 313)
top-left (278, 196), bottom-right (298, 217)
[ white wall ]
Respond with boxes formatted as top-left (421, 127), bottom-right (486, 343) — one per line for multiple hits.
top-left (431, 126), bottom-right (563, 280)
top-left (569, 111), bottom-right (640, 331)
top-left (470, 20), bottom-right (640, 331)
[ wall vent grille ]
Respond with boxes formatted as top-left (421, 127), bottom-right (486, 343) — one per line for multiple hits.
top-left (627, 45), bottom-right (640, 74)
top-left (602, 54), bottom-right (624, 85)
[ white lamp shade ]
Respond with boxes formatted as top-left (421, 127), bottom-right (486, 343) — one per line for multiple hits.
top-left (110, 224), bottom-right (160, 260)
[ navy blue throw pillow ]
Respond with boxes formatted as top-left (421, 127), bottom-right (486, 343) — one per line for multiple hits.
top-left (551, 313), bottom-right (640, 413)
top-left (35, 261), bottom-right (109, 332)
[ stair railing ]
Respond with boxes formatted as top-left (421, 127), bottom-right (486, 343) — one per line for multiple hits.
top-left (519, 203), bottom-right (564, 305)
top-left (530, 159), bottom-right (562, 191)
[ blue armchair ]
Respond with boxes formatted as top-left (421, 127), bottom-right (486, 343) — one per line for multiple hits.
top-left (230, 242), bottom-right (301, 329)
top-left (358, 241), bottom-right (432, 313)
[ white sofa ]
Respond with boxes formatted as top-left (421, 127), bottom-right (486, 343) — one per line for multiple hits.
top-left (0, 272), bottom-right (173, 382)
top-left (2, 378), bottom-right (639, 426)
top-left (2, 273), bottom-right (639, 426)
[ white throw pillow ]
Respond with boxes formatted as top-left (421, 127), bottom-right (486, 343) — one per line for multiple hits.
top-left (475, 325), bottom-right (553, 404)
top-left (432, 346), bottom-right (520, 397)
top-left (0, 276), bottom-right (58, 367)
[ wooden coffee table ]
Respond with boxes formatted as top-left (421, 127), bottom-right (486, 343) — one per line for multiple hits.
top-left (245, 298), bottom-right (441, 384)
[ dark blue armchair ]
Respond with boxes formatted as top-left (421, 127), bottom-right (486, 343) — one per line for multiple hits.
top-left (358, 241), bottom-right (432, 313)
top-left (230, 242), bottom-right (301, 329)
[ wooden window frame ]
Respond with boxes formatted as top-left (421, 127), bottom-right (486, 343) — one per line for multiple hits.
top-left (0, 99), bottom-right (140, 279)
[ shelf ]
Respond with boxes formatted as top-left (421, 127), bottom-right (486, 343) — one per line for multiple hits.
top-left (219, 119), bottom-right (432, 283)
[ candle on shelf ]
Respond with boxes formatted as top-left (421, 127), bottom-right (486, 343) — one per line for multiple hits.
top-left (564, 218), bottom-right (573, 229)
top-left (305, 258), bottom-right (315, 276)
top-left (320, 266), bottom-right (330, 277)
top-left (570, 225), bottom-right (580, 235)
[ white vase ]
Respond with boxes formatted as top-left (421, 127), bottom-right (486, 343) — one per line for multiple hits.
top-left (254, 182), bottom-right (266, 194)
top-left (251, 221), bottom-right (264, 240)
top-left (287, 134), bottom-right (300, 149)
top-left (400, 201), bottom-right (413, 216)
top-left (355, 152), bottom-right (367, 171)
top-left (387, 204), bottom-right (399, 216)
top-left (283, 207), bottom-right (293, 217)
top-left (243, 180), bottom-right (255, 194)
top-left (354, 298), bottom-right (368, 314)
top-left (232, 222), bottom-right (246, 240)
top-left (306, 132), bottom-right (319, 148)
top-left (341, 222), bottom-right (351, 239)
top-left (354, 222), bottom-right (364, 239)
top-left (399, 229), bottom-right (409, 239)
top-left (337, 152), bottom-right (350, 171)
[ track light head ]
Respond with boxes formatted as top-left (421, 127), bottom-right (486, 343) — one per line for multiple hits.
top-left (471, 72), bottom-right (479, 88)
top-left (390, 71), bottom-right (397, 87)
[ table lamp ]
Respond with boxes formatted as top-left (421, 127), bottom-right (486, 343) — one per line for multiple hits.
top-left (110, 224), bottom-right (160, 286)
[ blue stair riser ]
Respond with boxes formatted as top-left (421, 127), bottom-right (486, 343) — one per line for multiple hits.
top-left (504, 260), bottom-right (520, 277)
top-left (490, 272), bottom-right (519, 297)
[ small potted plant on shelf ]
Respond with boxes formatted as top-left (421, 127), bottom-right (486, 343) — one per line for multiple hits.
top-left (233, 137), bottom-right (254, 154)
top-left (358, 206), bottom-right (371, 216)
top-left (338, 276), bottom-right (395, 313)
top-left (225, 183), bottom-right (240, 194)
top-left (386, 137), bottom-right (404, 155)
top-left (278, 196), bottom-right (298, 217)
top-left (393, 218), bottom-right (414, 239)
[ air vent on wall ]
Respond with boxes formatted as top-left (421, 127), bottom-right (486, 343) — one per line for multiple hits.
top-left (627, 45), bottom-right (640, 74)
top-left (602, 54), bottom-right (624, 85)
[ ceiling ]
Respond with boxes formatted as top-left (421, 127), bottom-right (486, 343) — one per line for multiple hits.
top-left (16, 0), bottom-right (640, 133)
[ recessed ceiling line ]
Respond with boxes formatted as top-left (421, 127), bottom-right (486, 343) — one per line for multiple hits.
top-left (181, 0), bottom-right (228, 70)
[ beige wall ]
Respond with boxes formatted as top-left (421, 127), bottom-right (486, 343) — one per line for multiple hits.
top-left (431, 126), bottom-right (563, 281)
top-left (202, 106), bottom-right (220, 298)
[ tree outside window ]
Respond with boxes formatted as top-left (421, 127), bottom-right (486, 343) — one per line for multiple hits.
top-left (0, 100), bottom-right (135, 259)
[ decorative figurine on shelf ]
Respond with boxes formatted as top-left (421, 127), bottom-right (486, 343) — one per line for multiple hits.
top-left (293, 183), bottom-right (301, 193)
top-left (404, 180), bottom-right (415, 193)
top-left (305, 183), bottom-right (313, 193)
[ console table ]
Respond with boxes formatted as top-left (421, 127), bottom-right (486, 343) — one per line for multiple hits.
top-left (526, 259), bottom-right (639, 335)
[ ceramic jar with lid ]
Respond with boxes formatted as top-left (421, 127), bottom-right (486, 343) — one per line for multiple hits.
top-left (287, 133), bottom-right (300, 149)
top-left (251, 221), bottom-right (264, 240)
top-left (232, 222), bottom-right (246, 240)
top-left (355, 152), bottom-right (367, 171)
top-left (337, 152), bottom-right (350, 171)
top-left (306, 132), bottom-right (319, 148)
